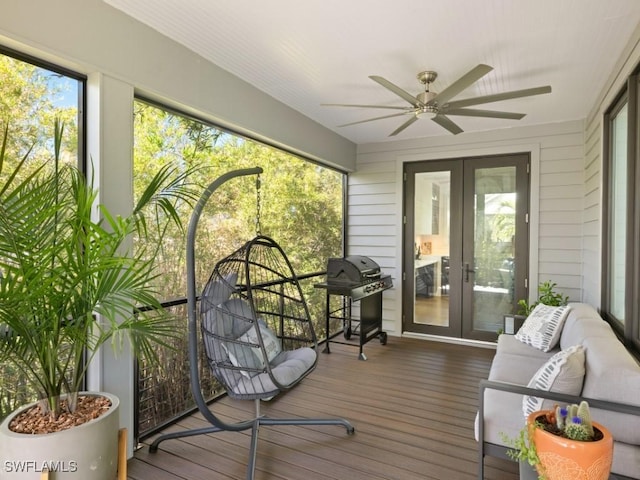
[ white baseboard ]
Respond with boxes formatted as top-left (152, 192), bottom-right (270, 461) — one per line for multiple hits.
top-left (401, 331), bottom-right (497, 350)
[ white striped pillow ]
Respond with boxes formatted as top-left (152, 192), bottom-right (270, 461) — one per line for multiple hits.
top-left (522, 344), bottom-right (585, 417)
top-left (515, 304), bottom-right (571, 352)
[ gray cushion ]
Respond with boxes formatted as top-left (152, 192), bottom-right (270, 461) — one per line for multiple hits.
top-left (559, 302), bottom-right (613, 350)
top-left (229, 347), bottom-right (316, 396)
top-left (475, 389), bottom-right (524, 444)
top-left (581, 334), bottom-right (640, 445)
top-left (496, 334), bottom-right (558, 361)
top-left (201, 272), bottom-right (238, 305)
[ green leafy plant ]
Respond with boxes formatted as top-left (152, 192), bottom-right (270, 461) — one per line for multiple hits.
top-left (501, 423), bottom-right (542, 477)
top-left (517, 280), bottom-right (569, 316)
top-left (0, 120), bottom-right (199, 422)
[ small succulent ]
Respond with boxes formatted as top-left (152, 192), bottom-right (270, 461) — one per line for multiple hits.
top-left (555, 401), bottom-right (595, 441)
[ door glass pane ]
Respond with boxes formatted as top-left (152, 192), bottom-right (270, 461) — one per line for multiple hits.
top-left (414, 171), bottom-right (450, 326)
top-left (472, 167), bottom-right (516, 332)
top-left (610, 103), bottom-right (627, 323)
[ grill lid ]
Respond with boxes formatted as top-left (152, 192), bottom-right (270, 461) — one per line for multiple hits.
top-left (327, 255), bottom-right (381, 285)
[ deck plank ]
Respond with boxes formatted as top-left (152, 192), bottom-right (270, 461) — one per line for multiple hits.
top-left (129, 337), bottom-right (518, 480)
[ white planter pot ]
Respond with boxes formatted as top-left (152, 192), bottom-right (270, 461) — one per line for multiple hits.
top-left (0, 392), bottom-right (119, 480)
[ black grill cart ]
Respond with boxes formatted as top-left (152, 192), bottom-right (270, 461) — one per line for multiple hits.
top-left (314, 256), bottom-right (392, 360)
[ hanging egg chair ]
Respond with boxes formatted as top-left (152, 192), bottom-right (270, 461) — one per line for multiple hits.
top-left (149, 168), bottom-right (353, 480)
top-left (200, 234), bottom-right (319, 399)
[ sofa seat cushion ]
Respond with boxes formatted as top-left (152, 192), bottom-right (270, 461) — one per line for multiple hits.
top-left (475, 389), bottom-right (524, 444)
top-left (496, 334), bottom-right (558, 361)
top-left (488, 354), bottom-right (549, 387)
top-left (611, 440), bottom-right (640, 479)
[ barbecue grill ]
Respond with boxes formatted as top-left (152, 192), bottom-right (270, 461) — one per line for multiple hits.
top-left (315, 255), bottom-right (393, 360)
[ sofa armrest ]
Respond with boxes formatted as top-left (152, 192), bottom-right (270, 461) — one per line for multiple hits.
top-left (479, 379), bottom-right (640, 417)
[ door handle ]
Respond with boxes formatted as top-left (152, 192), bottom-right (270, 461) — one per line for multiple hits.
top-left (464, 263), bottom-right (476, 282)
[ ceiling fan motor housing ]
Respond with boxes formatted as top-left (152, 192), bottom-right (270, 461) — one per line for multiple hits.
top-left (417, 91), bottom-right (439, 114)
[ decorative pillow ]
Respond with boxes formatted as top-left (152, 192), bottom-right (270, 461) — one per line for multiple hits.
top-left (221, 323), bottom-right (282, 378)
top-left (237, 322), bottom-right (282, 368)
top-left (522, 344), bottom-right (585, 417)
top-left (515, 304), bottom-right (571, 352)
top-left (221, 342), bottom-right (254, 378)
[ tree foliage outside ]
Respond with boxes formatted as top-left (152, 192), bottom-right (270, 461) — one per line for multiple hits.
top-left (133, 101), bottom-right (345, 434)
top-left (132, 101), bottom-right (344, 297)
top-left (0, 49), bottom-right (345, 431)
top-left (0, 53), bottom-right (81, 420)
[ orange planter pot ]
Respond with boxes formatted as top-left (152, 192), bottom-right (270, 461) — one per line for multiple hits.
top-left (527, 410), bottom-right (613, 480)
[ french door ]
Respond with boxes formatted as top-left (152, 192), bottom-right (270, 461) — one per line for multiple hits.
top-left (403, 153), bottom-right (529, 342)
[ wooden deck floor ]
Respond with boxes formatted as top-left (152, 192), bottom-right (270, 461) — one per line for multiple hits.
top-left (128, 336), bottom-right (518, 480)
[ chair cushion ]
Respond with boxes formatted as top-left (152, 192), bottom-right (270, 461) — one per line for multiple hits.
top-left (515, 304), bottom-right (571, 352)
top-left (202, 272), bottom-right (238, 305)
top-left (229, 347), bottom-right (317, 397)
top-left (522, 344), bottom-right (585, 417)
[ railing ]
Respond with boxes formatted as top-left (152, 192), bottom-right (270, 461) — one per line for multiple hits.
top-left (134, 270), bottom-right (333, 442)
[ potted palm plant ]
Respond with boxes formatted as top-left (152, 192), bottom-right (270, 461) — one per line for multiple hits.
top-left (0, 121), bottom-right (198, 479)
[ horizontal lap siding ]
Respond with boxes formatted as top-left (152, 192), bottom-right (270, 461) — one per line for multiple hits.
top-left (348, 155), bottom-right (398, 333)
top-left (538, 138), bottom-right (585, 302)
top-left (351, 121), bottom-right (586, 335)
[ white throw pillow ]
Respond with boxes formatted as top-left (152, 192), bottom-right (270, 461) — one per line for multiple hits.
top-left (515, 304), bottom-right (571, 352)
top-left (221, 342), bottom-right (252, 378)
top-left (237, 322), bottom-right (282, 369)
top-left (522, 344), bottom-right (585, 417)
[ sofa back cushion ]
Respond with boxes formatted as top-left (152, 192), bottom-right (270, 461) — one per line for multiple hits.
top-left (560, 303), bottom-right (612, 350)
top-left (581, 334), bottom-right (640, 445)
top-left (559, 303), bottom-right (640, 445)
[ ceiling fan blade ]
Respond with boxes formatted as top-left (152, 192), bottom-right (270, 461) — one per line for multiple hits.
top-left (429, 64), bottom-right (493, 106)
top-left (431, 114), bottom-right (463, 135)
top-left (337, 111), bottom-right (409, 127)
top-left (444, 86), bottom-right (552, 109)
top-left (369, 76), bottom-right (423, 108)
top-left (322, 103), bottom-right (411, 110)
top-left (389, 115), bottom-right (419, 136)
top-left (443, 108), bottom-right (526, 120)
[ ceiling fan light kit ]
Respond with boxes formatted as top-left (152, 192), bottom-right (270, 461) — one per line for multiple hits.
top-left (324, 64), bottom-right (552, 136)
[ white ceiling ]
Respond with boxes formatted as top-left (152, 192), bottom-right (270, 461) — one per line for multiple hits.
top-left (105, 0), bottom-right (640, 145)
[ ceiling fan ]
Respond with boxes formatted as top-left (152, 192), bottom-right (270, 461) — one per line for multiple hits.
top-left (323, 64), bottom-right (552, 136)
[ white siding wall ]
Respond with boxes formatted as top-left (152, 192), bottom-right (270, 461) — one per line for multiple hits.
top-left (351, 121), bottom-right (585, 336)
